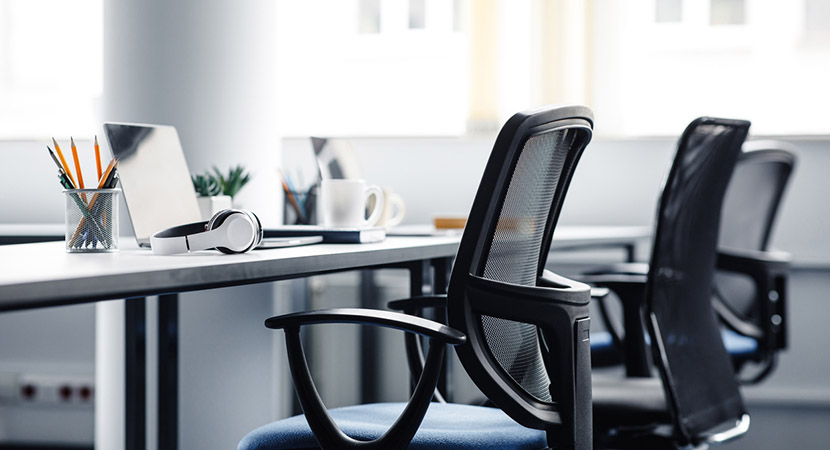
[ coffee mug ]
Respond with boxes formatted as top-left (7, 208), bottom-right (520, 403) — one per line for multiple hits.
top-left (372, 188), bottom-right (406, 228)
top-left (320, 179), bottom-right (384, 227)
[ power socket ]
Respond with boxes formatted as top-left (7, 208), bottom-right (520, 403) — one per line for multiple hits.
top-left (0, 372), bottom-right (94, 407)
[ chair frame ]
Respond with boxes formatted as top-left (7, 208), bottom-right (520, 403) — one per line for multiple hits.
top-left (713, 142), bottom-right (796, 383)
top-left (586, 143), bottom-right (796, 384)
top-left (258, 105), bottom-right (596, 450)
top-left (446, 107), bottom-right (595, 450)
top-left (587, 117), bottom-right (752, 449)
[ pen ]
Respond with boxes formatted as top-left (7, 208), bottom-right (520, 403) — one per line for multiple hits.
top-left (47, 146), bottom-right (65, 173)
top-left (97, 158), bottom-right (118, 189)
top-left (94, 135), bottom-right (103, 182)
top-left (105, 171), bottom-right (119, 189)
top-left (70, 137), bottom-right (85, 189)
top-left (52, 138), bottom-right (76, 188)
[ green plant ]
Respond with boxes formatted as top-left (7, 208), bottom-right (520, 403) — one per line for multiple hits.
top-left (191, 173), bottom-right (222, 197)
top-left (212, 165), bottom-right (251, 199)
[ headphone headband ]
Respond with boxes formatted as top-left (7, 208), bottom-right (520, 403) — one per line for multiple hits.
top-left (150, 209), bottom-right (263, 255)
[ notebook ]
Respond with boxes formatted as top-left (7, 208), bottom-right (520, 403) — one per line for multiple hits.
top-left (263, 226), bottom-right (386, 244)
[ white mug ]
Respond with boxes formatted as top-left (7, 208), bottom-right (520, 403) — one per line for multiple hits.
top-left (320, 179), bottom-right (384, 228)
top-left (372, 188), bottom-right (406, 228)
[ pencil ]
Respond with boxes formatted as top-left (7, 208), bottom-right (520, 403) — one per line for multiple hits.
top-left (52, 138), bottom-right (76, 188)
top-left (279, 170), bottom-right (304, 223)
top-left (94, 135), bottom-right (102, 182)
top-left (70, 137), bottom-right (85, 189)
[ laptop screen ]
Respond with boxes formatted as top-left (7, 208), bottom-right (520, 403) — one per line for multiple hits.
top-left (104, 123), bottom-right (202, 246)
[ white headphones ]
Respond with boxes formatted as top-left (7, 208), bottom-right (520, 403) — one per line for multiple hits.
top-left (151, 209), bottom-right (263, 255)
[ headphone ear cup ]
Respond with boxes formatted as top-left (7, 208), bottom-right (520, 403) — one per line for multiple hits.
top-left (207, 209), bottom-right (236, 231)
top-left (243, 210), bottom-right (263, 248)
top-left (209, 209), bottom-right (259, 254)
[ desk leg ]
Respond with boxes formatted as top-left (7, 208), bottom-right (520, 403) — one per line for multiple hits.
top-left (625, 243), bottom-right (636, 263)
top-left (158, 294), bottom-right (179, 450)
top-left (125, 297), bottom-right (146, 450)
top-left (360, 270), bottom-right (379, 404)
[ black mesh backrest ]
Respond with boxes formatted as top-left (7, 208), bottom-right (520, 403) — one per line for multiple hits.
top-left (715, 142), bottom-right (796, 317)
top-left (448, 105), bottom-right (593, 427)
top-left (720, 142), bottom-right (796, 252)
top-left (479, 129), bottom-right (576, 402)
top-left (646, 117), bottom-right (750, 440)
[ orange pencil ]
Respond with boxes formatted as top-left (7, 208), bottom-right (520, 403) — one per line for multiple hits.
top-left (70, 137), bottom-right (85, 189)
top-left (94, 135), bottom-right (103, 182)
top-left (52, 137), bottom-right (76, 188)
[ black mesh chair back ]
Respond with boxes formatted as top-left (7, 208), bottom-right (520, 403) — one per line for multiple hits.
top-left (448, 105), bottom-right (595, 449)
top-left (646, 117), bottom-right (750, 441)
top-left (719, 142), bottom-right (796, 253)
top-left (716, 142), bottom-right (796, 318)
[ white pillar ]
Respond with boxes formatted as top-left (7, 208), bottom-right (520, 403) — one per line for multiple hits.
top-left (102, 0), bottom-right (282, 226)
top-left (100, 1), bottom-right (283, 449)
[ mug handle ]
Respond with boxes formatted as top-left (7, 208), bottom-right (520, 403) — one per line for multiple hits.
top-left (385, 192), bottom-right (406, 228)
top-left (364, 185), bottom-right (384, 227)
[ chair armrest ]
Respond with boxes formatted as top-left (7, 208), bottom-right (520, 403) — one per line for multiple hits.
top-left (387, 295), bottom-right (448, 312)
top-left (386, 295), bottom-right (452, 403)
top-left (715, 247), bottom-right (790, 371)
top-left (267, 308), bottom-right (464, 449)
top-left (266, 307), bottom-right (465, 345)
top-left (583, 262), bottom-right (650, 277)
top-left (717, 247), bottom-right (791, 276)
top-left (542, 269), bottom-right (609, 300)
top-left (574, 272), bottom-right (651, 377)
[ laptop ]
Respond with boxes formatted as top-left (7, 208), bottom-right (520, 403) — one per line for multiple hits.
top-left (103, 122), bottom-right (322, 250)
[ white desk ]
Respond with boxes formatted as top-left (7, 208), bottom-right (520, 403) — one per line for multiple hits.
top-left (0, 225), bottom-right (650, 450)
top-left (0, 236), bottom-right (460, 450)
top-left (0, 237), bottom-right (461, 312)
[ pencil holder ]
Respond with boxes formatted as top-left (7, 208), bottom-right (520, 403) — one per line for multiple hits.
top-left (283, 186), bottom-right (317, 225)
top-left (64, 188), bottom-right (120, 253)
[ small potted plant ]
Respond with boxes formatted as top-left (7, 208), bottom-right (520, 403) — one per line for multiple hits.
top-left (191, 165), bottom-right (251, 220)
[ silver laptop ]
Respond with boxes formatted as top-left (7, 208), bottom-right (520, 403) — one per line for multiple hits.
top-left (104, 123), bottom-right (202, 247)
top-left (104, 123), bottom-right (321, 250)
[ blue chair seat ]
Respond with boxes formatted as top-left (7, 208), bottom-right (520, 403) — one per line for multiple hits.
top-left (590, 329), bottom-right (758, 356)
top-left (238, 402), bottom-right (546, 450)
top-left (721, 329), bottom-right (758, 356)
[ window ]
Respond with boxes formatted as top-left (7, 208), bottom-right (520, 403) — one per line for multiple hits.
top-left (0, 1), bottom-right (103, 139)
top-left (589, 0), bottom-right (830, 136)
top-left (275, 0), bottom-right (469, 137)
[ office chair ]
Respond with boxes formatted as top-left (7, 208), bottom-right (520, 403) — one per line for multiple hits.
top-left (588, 141), bottom-right (796, 384)
top-left (587, 117), bottom-right (752, 448)
top-left (711, 140), bottom-right (795, 383)
top-left (238, 104), bottom-right (596, 450)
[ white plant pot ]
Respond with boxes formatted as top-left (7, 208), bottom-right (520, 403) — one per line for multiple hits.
top-left (197, 195), bottom-right (232, 221)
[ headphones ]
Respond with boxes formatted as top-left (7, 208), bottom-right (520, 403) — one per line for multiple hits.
top-left (151, 209), bottom-right (263, 255)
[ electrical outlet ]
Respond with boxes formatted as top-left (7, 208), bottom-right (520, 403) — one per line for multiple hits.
top-left (0, 372), bottom-right (94, 407)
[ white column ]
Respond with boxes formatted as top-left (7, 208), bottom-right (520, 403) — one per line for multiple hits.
top-left (102, 0), bottom-right (282, 226)
top-left (94, 300), bottom-right (125, 449)
top-left (100, 1), bottom-right (283, 449)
